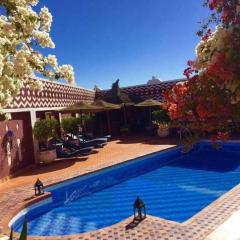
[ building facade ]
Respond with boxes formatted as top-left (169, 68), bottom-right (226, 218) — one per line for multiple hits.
top-left (0, 77), bottom-right (183, 181)
top-left (0, 78), bottom-right (95, 181)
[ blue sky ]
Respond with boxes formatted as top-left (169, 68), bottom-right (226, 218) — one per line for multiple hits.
top-left (37, 0), bottom-right (210, 89)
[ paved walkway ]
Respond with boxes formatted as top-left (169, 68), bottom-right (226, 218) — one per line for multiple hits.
top-left (0, 137), bottom-right (240, 240)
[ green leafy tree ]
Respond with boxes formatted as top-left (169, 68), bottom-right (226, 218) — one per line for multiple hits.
top-left (33, 118), bottom-right (58, 149)
top-left (61, 117), bottom-right (81, 136)
top-left (152, 109), bottom-right (170, 125)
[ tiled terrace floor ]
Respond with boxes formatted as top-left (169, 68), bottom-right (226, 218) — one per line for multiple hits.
top-left (0, 137), bottom-right (240, 240)
top-left (0, 137), bottom-right (178, 194)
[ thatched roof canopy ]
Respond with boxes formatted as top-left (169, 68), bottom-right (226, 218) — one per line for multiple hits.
top-left (91, 99), bottom-right (121, 110)
top-left (134, 99), bottom-right (162, 107)
top-left (60, 101), bottom-right (103, 113)
top-left (99, 79), bottom-right (143, 105)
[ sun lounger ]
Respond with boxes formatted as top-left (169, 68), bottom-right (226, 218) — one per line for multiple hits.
top-left (79, 134), bottom-right (111, 141)
top-left (79, 137), bottom-right (107, 145)
top-left (65, 135), bottom-right (108, 147)
top-left (65, 137), bottom-right (107, 149)
top-left (50, 137), bottom-right (106, 150)
top-left (56, 146), bottom-right (93, 158)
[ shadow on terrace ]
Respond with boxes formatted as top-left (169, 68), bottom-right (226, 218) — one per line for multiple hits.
top-left (14, 156), bottom-right (89, 177)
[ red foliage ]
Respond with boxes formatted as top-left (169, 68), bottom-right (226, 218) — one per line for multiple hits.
top-left (207, 0), bottom-right (240, 24)
top-left (165, 0), bottom-right (240, 142)
top-left (201, 28), bottom-right (212, 41)
top-left (207, 53), bottom-right (235, 82)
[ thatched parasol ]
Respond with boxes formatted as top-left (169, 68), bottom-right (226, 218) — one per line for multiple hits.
top-left (134, 99), bottom-right (162, 123)
top-left (91, 99), bottom-right (121, 110)
top-left (91, 99), bottom-right (121, 133)
top-left (134, 99), bottom-right (161, 107)
top-left (60, 101), bottom-right (103, 113)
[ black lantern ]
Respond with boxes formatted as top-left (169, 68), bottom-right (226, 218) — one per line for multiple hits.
top-left (133, 196), bottom-right (146, 221)
top-left (34, 178), bottom-right (44, 196)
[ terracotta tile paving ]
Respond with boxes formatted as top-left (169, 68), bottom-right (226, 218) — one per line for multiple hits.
top-left (0, 137), bottom-right (239, 240)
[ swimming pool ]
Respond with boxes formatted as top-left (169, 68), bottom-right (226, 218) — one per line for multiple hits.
top-left (11, 141), bottom-right (240, 236)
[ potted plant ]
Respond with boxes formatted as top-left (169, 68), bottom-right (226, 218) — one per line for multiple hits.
top-left (33, 118), bottom-right (58, 163)
top-left (61, 117), bottom-right (81, 137)
top-left (152, 109), bottom-right (170, 137)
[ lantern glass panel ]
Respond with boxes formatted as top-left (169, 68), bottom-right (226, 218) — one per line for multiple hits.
top-left (34, 179), bottom-right (44, 196)
top-left (133, 197), bottom-right (146, 221)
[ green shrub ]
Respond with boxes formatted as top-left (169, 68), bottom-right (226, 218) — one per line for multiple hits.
top-left (61, 117), bottom-right (81, 136)
top-left (152, 109), bottom-right (170, 125)
top-left (82, 114), bottom-right (93, 124)
top-left (33, 118), bottom-right (58, 149)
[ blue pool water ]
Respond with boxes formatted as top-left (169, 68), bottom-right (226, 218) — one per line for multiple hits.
top-left (12, 142), bottom-right (240, 236)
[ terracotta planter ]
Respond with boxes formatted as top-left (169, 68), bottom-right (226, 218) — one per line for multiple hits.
top-left (37, 149), bottom-right (56, 164)
top-left (157, 126), bottom-right (169, 137)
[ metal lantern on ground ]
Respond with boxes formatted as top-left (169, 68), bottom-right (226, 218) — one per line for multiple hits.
top-left (34, 178), bottom-right (44, 196)
top-left (133, 196), bottom-right (146, 221)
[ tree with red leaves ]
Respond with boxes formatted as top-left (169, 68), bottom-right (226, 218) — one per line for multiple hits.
top-left (165, 0), bottom-right (240, 146)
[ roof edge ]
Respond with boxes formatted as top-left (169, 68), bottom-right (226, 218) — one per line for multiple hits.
top-left (100, 78), bottom-right (186, 91)
top-left (29, 76), bottom-right (94, 92)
